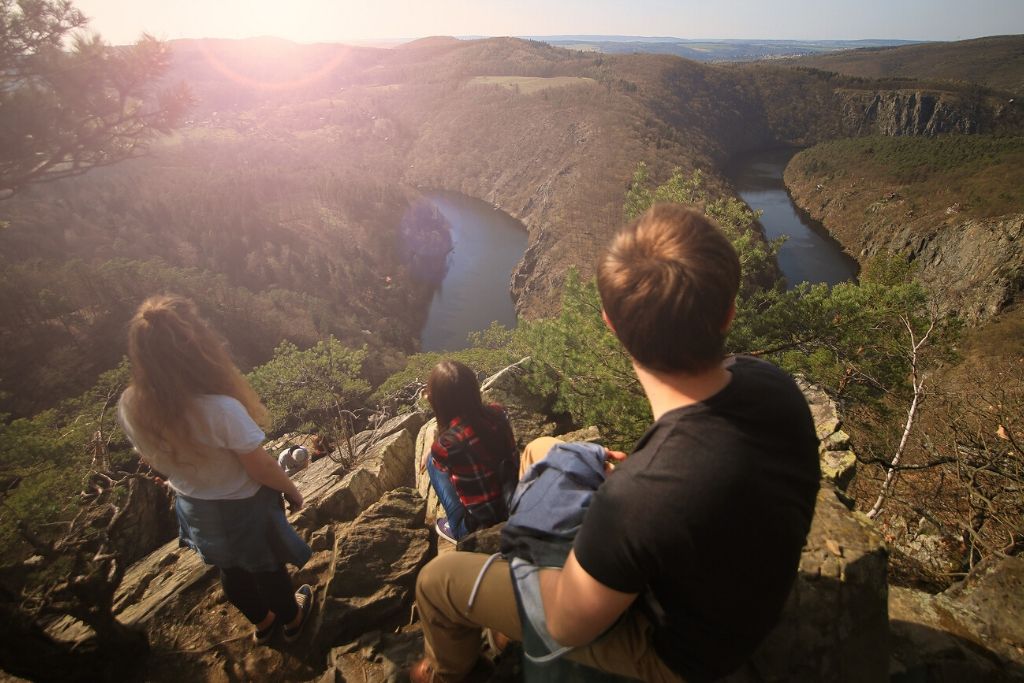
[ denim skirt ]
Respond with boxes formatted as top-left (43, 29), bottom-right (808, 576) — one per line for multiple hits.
top-left (175, 486), bottom-right (312, 572)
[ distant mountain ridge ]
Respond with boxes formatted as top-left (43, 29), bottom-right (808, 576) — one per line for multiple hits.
top-left (517, 36), bottom-right (923, 62)
top-left (789, 34), bottom-right (1024, 95)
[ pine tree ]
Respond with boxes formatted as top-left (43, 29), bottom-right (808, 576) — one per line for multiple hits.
top-left (0, 0), bottom-right (189, 199)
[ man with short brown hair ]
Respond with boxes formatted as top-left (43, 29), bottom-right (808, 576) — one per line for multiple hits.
top-left (412, 204), bottom-right (820, 682)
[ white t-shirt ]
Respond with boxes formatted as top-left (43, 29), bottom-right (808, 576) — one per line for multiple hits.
top-left (118, 393), bottom-right (265, 500)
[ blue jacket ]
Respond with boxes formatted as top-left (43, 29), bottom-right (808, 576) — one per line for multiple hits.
top-left (176, 485), bottom-right (312, 572)
top-left (500, 441), bottom-right (607, 567)
top-left (499, 441), bottom-right (608, 664)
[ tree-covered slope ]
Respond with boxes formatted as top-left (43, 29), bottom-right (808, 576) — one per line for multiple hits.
top-left (788, 35), bottom-right (1024, 97)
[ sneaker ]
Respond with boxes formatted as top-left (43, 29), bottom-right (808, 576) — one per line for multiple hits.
top-left (282, 584), bottom-right (315, 643)
top-left (435, 517), bottom-right (458, 544)
top-left (253, 615), bottom-right (277, 645)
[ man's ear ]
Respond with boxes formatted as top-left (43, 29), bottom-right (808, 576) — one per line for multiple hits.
top-left (721, 300), bottom-right (737, 332)
top-left (601, 308), bottom-right (615, 333)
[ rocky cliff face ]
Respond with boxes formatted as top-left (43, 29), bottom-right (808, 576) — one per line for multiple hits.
top-left (785, 159), bottom-right (1024, 322)
top-left (24, 363), bottom-right (1024, 682)
top-left (833, 89), bottom-right (1021, 138)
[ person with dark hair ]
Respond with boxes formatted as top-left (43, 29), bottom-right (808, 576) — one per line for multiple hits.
top-left (420, 359), bottom-right (518, 543)
top-left (117, 295), bottom-right (315, 646)
top-left (409, 205), bottom-right (821, 682)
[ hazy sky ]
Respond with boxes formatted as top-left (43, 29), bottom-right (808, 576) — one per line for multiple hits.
top-left (73, 0), bottom-right (1024, 45)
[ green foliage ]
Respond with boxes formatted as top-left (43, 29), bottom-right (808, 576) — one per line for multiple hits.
top-left (371, 322), bottom-right (520, 404)
top-left (0, 361), bottom-right (130, 557)
top-left (248, 337), bottom-right (371, 437)
top-left (517, 271), bottom-right (649, 450)
top-left (623, 162), bottom-right (781, 298)
top-left (731, 277), bottom-right (948, 405)
top-left (860, 251), bottom-right (917, 286)
top-left (518, 165), bottom-right (955, 450)
top-left (790, 135), bottom-right (1024, 220)
top-left (0, 0), bottom-right (190, 198)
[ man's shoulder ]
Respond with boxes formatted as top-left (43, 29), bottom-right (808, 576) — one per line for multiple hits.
top-left (731, 355), bottom-right (810, 399)
top-left (727, 354), bottom-right (797, 385)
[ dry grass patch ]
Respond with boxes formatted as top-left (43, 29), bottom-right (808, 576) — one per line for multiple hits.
top-left (468, 75), bottom-right (598, 94)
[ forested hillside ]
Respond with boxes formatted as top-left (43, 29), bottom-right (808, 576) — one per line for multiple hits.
top-left (0, 137), bottom-right (447, 417)
top-left (789, 35), bottom-right (1024, 97)
top-left (3, 32), bottom-right (1023, 587)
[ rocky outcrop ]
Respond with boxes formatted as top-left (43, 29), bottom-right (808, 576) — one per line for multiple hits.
top-left (890, 556), bottom-right (1024, 681)
top-left (41, 416), bottom-right (424, 676)
top-left (319, 489), bottom-right (431, 647)
top-left (893, 213), bottom-right (1024, 321)
top-left (726, 484), bottom-right (890, 682)
top-left (29, 364), bottom-right (1024, 683)
top-left (786, 154), bottom-right (1024, 323)
top-left (836, 89), bottom-right (983, 137)
top-left (796, 375), bottom-right (858, 489)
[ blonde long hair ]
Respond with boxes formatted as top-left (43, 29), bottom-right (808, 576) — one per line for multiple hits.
top-left (122, 295), bottom-right (268, 463)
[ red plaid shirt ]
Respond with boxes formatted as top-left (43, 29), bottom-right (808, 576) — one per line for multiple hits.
top-left (431, 405), bottom-right (516, 527)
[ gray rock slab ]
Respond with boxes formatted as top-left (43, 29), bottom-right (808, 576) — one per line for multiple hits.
top-left (726, 484), bottom-right (889, 682)
top-left (320, 489), bottom-right (431, 648)
top-left (889, 556), bottom-right (1024, 681)
top-left (481, 360), bottom-right (562, 446)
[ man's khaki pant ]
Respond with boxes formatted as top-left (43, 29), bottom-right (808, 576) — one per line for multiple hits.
top-left (414, 437), bottom-right (683, 682)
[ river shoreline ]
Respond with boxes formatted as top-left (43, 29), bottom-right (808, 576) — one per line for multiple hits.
top-left (418, 191), bottom-right (528, 352)
top-left (730, 147), bottom-right (859, 289)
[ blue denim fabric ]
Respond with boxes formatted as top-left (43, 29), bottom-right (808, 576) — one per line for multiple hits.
top-left (175, 485), bottom-right (312, 572)
top-left (427, 456), bottom-right (474, 539)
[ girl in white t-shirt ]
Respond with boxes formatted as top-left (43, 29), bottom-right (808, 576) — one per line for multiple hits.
top-left (118, 295), bottom-right (314, 645)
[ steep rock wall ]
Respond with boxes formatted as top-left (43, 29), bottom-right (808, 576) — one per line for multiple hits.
top-left (833, 89), bottom-right (1021, 138)
top-left (785, 163), bottom-right (1024, 322)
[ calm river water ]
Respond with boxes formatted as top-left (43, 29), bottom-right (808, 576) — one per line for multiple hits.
top-left (419, 192), bottom-right (527, 352)
top-left (420, 150), bottom-right (856, 350)
top-left (731, 148), bottom-right (858, 288)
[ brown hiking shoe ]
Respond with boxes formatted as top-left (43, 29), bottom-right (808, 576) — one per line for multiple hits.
top-left (408, 657), bottom-right (493, 683)
top-left (408, 658), bottom-right (435, 683)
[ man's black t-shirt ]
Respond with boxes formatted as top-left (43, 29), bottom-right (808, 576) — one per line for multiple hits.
top-left (574, 356), bottom-right (820, 681)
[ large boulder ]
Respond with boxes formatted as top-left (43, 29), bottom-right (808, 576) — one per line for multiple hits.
top-left (319, 488), bottom-right (431, 649)
top-left (45, 424), bottom-right (419, 677)
top-left (890, 556), bottom-right (1024, 681)
top-left (795, 375), bottom-right (857, 489)
top-left (351, 412), bottom-right (428, 456)
top-left (480, 360), bottom-right (570, 447)
top-left (290, 429), bottom-right (416, 533)
top-left (413, 418), bottom-right (444, 525)
top-left (725, 483), bottom-right (890, 682)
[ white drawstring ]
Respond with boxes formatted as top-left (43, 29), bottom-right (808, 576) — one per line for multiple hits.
top-left (466, 552), bottom-right (503, 611)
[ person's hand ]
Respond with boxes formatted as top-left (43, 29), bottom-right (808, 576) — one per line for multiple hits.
top-left (419, 451), bottom-right (430, 474)
top-left (285, 490), bottom-right (304, 512)
top-left (604, 448), bottom-right (627, 474)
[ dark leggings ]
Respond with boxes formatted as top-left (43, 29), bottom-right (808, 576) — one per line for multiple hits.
top-left (219, 566), bottom-right (298, 625)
